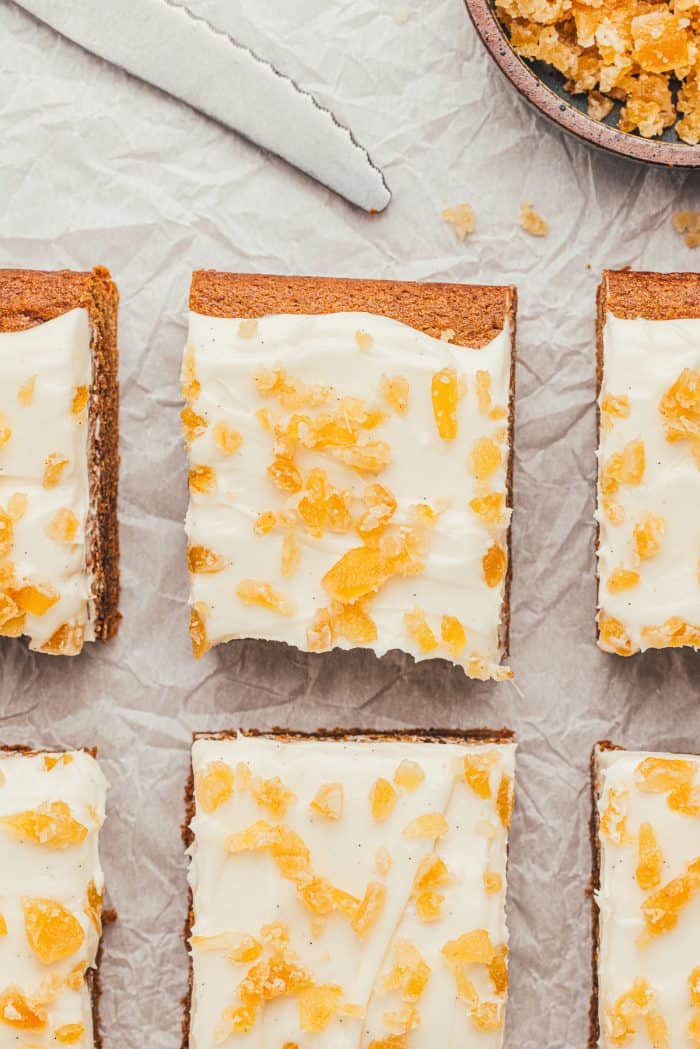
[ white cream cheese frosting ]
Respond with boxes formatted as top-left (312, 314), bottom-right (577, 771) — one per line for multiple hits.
top-left (594, 745), bottom-right (700, 1048)
top-left (0, 748), bottom-right (108, 1048)
top-left (182, 311), bottom-right (513, 680)
top-left (596, 313), bottom-right (700, 655)
top-left (0, 308), bottom-right (94, 653)
top-left (188, 733), bottom-right (515, 1049)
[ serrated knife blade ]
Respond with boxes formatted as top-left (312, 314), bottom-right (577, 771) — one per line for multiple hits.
top-left (13, 0), bottom-right (391, 212)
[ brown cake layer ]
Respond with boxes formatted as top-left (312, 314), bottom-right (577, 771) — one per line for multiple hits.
top-left (0, 266), bottom-right (120, 646)
top-left (188, 270), bottom-right (517, 658)
top-left (180, 725), bottom-right (515, 1049)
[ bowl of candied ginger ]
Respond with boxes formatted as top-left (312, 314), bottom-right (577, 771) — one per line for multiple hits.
top-left (465, 0), bottom-right (700, 166)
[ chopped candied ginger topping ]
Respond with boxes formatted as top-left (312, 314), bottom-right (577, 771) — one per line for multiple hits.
top-left (641, 617), bottom-right (700, 650)
top-left (370, 777), bottom-right (398, 821)
top-left (483, 542), bottom-right (507, 588)
top-left (196, 760), bottom-right (234, 813)
top-left (235, 579), bottom-right (295, 616)
top-left (484, 871), bottom-right (503, 894)
top-left (0, 915), bottom-right (6, 936)
top-left (213, 422), bottom-right (242, 455)
top-left (0, 987), bottom-right (46, 1029)
top-left (298, 469), bottom-right (353, 538)
top-left (0, 512), bottom-right (13, 558)
top-left (17, 375), bottom-right (36, 406)
top-left (11, 582), bottom-right (59, 617)
top-left (380, 374), bottom-right (409, 415)
top-left (189, 464), bottom-right (216, 494)
top-left (40, 620), bottom-right (86, 656)
top-left (307, 600), bottom-right (378, 652)
top-left (267, 454), bottom-right (303, 494)
top-left (659, 368), bottom-right (700, 464)
top-left (181, 346), bottom-right (200, 402)
top-left (323, 547), bottom-right (391, 604)
top-left (469, 437), bottom-right (502, 481)
top-left (441, 203), bottom-right (475, 241)
top-left (355, 330), bottom-right (374, 351)
top-left (188, 545), bottom-right (226, 574)
top-left (431, 368), bottom-right (460, 440)
top-left (357, 483), bottom-right (397, 537)
top-left (443, 928), bottom-right (496, 965)
top-left (394, 760), bottom-right (425, 792)
top-left (23, 898), bottom-right (84, 964)
top-left (251, 776), bottom-right (296, 818)
top-left (298, 984), bottom-right (357, 1031)
top-left (191, 931), bottom-right (263, 963)
top-left (45, 508), bottom-right (79, 543)
top-left (55, 1023), bottom-right (86, 1044)
top-left (181, 405), bottom-right (207, 446)
top-left (636, 822), bottom-right (663, 891)
top-left (254, 367), bottom-right (331, 410)
top-left (440, 615), bottom-right (467, 656)
top-left (607, 568), bottom-right (640, 593)
top-left (382, 939), bottom-right (431, 1001)
top-left (605, 978), bottom-right (653, 1044)
top-left (475, 371), bottom-right (492, 415)
top-left (281, 533), bottom-right (301, 577)
top-left (404, 608), bottom-right (438, 652)
top-left (598, 612), bottom-right (637, 657)
top-left (403, 812), bottom-right (448, 838)
top-left (0, 800), bottom-right (87, 849)
top-left (519, 201), bottom-right (549, 237)
top-left (413, 855), bottom-right (449, 921)
top-left (219, 938), bottom-right (313, 1038)
top-left (600, 787), bottom-right (632, 846)
top-left (189, 603), bottom-right (210, 660)
top-left (639, 857), bottom-right (700, 942)
top-left (462, 752), bottom-right (497, 799)
top-left (634, 515), bottom-right (665, 560)
top-left (310, 782), bottom-right (344, 821)
top-left (42, 453), bottom-right (69, 489)
top-left (635, 756), bottom-right (700, 815)
top-left (84, 880), bottom-right (103, 933)
top-left (382, 1004), bottom-right (420, 1034)
top-left (469, 489), bottom-right (506, 526)
top-left (601, 394), bottom-right (631, 432)
top-left (690, 967), bottom-right (700, 1006)
top-left (71, 385), bottom-right (89, 417)
top-left (600, 440), bottom-right (646, 507)
top-left (496, 774), bottom-right (514, 828)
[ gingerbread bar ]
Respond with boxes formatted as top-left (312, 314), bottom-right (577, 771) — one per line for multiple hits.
top-left (182, 272), bottom-right (516, 680)
top-left (0, 746), bottom-right (108, 1046)
top-left (184, 728), bottom-right (516, 1048)
top-left (0, 267), bottom-right (120, 655)
top-left (596, 271), bottom-right (700, 655)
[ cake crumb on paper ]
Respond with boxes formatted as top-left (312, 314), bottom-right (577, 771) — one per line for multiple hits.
top-left (673, 211), bottom-right (700, 248)
top-left (441, 203), bottom-right (475, 241)
top-left (519, 201), bottom-right (549, 237)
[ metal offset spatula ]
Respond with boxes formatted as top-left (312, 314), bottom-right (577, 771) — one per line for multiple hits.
top-left (14, 0), bottom-right (391, 213)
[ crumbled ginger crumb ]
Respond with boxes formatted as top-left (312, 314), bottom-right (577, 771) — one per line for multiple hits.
top-left (519, 201), bottom-right (549, 237)
top-left (441, 203), bottom-right (475, 241)
top-left (673, 211), bottom-right (700, 248)
top-left (587, 91), bottom-right (614, 122)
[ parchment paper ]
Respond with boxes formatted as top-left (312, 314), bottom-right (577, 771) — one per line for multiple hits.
top-left (0, 0), bottom-right (698, 1045)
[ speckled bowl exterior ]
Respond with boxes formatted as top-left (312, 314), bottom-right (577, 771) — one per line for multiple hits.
top-left (464, 0), bottom-right (700, 168)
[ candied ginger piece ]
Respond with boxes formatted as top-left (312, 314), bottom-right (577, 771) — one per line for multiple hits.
top-left (0, 510), bottom-right (13, 558)
top-left (370, 778), bottom-right (398, 821)
top-left (357, 483), bottom-right (397, 536)
top-left (600, 786), bottom-right (631, 846)
top-left (415, 890), bottom-right (444, 922)
top-left (598, 612), bottom-right (637, 656)
top-left (483, 543), bottom-right (507, 588)
top-left (267, 455), bottom-right (303, 494)
top-left (189, 465), bottom-right (216, 495)
top-left (181, 405), bottom-right (207, 446)
top-left (213, 422), bottom-right (243, 455)
top-left (190, 603), bottom-right (210, 660)
top-left (632, 10), bottom-right (691, 74)
top-left (42, 453), bottom-right (69, 489)
top-left (441, 615), bottom-right (467, 656)
top-left (404, 608), bottom-right (438, 652)
top-left (310, 782), bottom-right (344, 820)
top-left (640, 860), bottom-right (700, 940)
top-left (636, 756), bottom-right (696, 793)
top-left (484, 871), bottom-right (503, 894)
top-left (254, 511), bottom-right (277, 536)
top-left (196, 761), bottom-right (234, 813)
top-left (55, 1023), bottom-right (85, 1044)
top-left (0, 593), bottom-right (19, 629)
top-left (84, 880), bottom-right (102, 933)
top-left (442, 928), bottom-right (495, 965)
top-left (519, 201), bottom-right (549, 237)
top-left (0, 800), bottom-right (87, 849)
top-left (442, 203), bottom-right (475, 240)
top-left (601, 393), bottom-right (631, 431)
top-left (236, 579), bottom-right (295, 616)
top-left (488, 944), bottom-right (508, 996)
top-left (331, 440), bottom-right (392, 474)
top-left (469, 437), bottom-right (502, 480)
top-left (606, 978), bottom-right (653, 1043)
top-left (11, 583), bottom-right (59, 617)
top-left (298, 984), bottom-right (344, 1032)
top-left (332, 601), bottom-right (378, 645)
top-left (641, 617), bottom-right (700, 649)
top-left (23, 898), bottom-right (84, 964)
top-left (431, 368), bottom-right (460, 440)
top-left (45, 508), bottom-right (79, 543)
top-left (322, 547), bottom-right (392, 604)
top-left (188, 545), bottom-right (226, 574)
top-left (690, 967), bottom-right (700, 1006)
top-left (645, 1012), bottom-right (669, 1049)
top-left (281, 533), bottom-right (301, 578)
top-left (469, 489), bottom-right (506, 526)
top-left (636, 822), bottom-right (663, 891)
top-left (634, 515), bottom-right (665, 560)
top-left (403, 812), bottom-right (449, 838)
top-left (351, 881), bottom-right (387, 936)
top-left (659, 368), bottom-right (700, 457)
top-left (462, 753), bottom-right (496, 799)
top-left (0, 412), bottom-right (11, 449)
top-left (17, 375), bottom-right (36, 406)
top-left (618, 74), bottom-right (675, 138)
top-left (380, 374), bottom-right (409, 415)
top-left (496, 774), bottom-right (514, 828)
top-left (356, 330), bottom-right (374, 351)
top-left (607, 568), bottom-right (640, 592)
top-left (394, 760), bottom-right (425, 792)
top-left (471, 1001), bottom-right (503, 1032)
top-left (40, 620), bottom-right (85, 656)
top-left (475, 370), bottom-right (492, 415)
top-left (0, 987), bottom-right (46, 1029)
top-left (71, 385), bottom-right (89, 416)
top-left (667, 780), bottom-right (700, 817)
top-left (181, 346), bottom-right (200, 402)
top-left (251, 776), bottom-right (296, 818)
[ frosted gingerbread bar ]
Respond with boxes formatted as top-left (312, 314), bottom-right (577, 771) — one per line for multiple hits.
top-left (182, 272), bottom-right (516, 681)
top-left (0, 746), bottom-right (108, 1047)
top-left (0, 268), bottom-right (120, 655)
top-left (596, 271), bottom-right (700, 656)
top-left (184, 729), bottom-right (516, 1049)
top-left (591, 743), bottom-right (700, 1048)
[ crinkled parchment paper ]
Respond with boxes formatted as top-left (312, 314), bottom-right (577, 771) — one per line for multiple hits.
top-left (0, 0), bottom-right (699, 1045)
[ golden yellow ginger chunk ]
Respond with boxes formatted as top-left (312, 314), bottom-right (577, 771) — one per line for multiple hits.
top-left (236, 579), bottom-right (295, 616)
top-left (607, 568), bottom-right (640, 593)
top-left (659, 368), bottom-right (700, 461)
top-left (0, 511), bottom-right (13, 559)
top-left (181, 346), bottom-right (200, 402)
top-left (298, 984), bottom-right (344, 1031)
top-left (0, 915), bottom-right (5, 936)
top-left (351, 881), bottom-right (387, 936)
top-left (645, 1012), bottom-right (669, 1049)
top-left (42, 453), bottom-right (69, 489)
top-left (600, 787), bottom-right (631, 846)
top-left (254, 366), bottom-right (330, 410)
top-left (471, 1001), bottom-right (503, 1032)
top-left (667, 779), bottom-right (700, 817)
top-left (11, 583), bottom-right (59, 617)
top-left (0, 800), bottom-right (87, 849)
top-left (331, 440), bottom-right (392, 475)
top-left (483, 543), bottom-right (507, 588)
top-left (191, 931), bottom-right (263, 963)
top-left (641, 617), bottom-right (700, 649)
top-left (253, 511), bottom-right (278, 536)
top-left (441, 615), bottom-right (467, 656)
top-left (310, 782), bottom-right (344, 820)
top-left (55, 1023), bottom-right (86, 1044)
top-left (488, 944), bottom-right (509, 996)
top-left (601, 394), bottom-right (631, 431)
top-left (188, 545), bottom-right (226, 574)
top-left (484, 871), bottom-right (503, 894)
top-left (298, 469), bottom-right (353, 539)
top-left (189, 604), bottom-right (210, 660)
top-left (211, 421), bottom-right (242, 456)
top-left (442, 928), bottom-right (496, 965)
top-left (640, 859), bottom-right (700, 940)
top-left (370, 777), bottom-right (398, 821)
top-left (600, 440), bottom-right (646, 497)
top-left (519, 201), bottom-right (548, 237)
top-left (0, 593), bottom-right (20, 629)
top-left (383, 1004), bottom-right (420, 1034)
top-left (45, 508), bottom-right (79, 543)
top-left (380, 374), bottom-right (409, 415)
top-left (0, 987), bottom-right (47, 1029)
top-left (7, 493), bottom-right (27, 522)
top-left (462, 753), bottom-right (496, 799)
top-left (196, 761), bottom-right (234, 813)
top-left (431, 368), bottom-right (460, 440)
top-left (442, 203), bottom-right (475, 240)
top-left (267, 454), bottom-right (303, 494)
top-left (181, 405), bottom-right (207, 446)
top-left (382, 939), bottom-right (432, 1001)
top-left (404, 608), bottom-right (439, 652)
top-left (71, 385), bottom-right (89, 417)
top-left (322, 546), bottom-right (392, 604)
top-left (357, 483), bottom-right (397, 536)
top-left (475, 370), bottom-right (492, 415)
top-left (0, 412), bottom-right (12, 448)
top-left (332, 601), bottom-right (378, 645)
top-left (598, 612), bottom-right (637, 657)
top-left (251, 776), bottom-right (296, 818)
top-left (403, 812), bottom-right (449, 838)
top-left (634, 515), bottom-right (665, 560)
top-left (281, 533), bottom-right (301, 578)
top-left (17, 375), bottom-right (36, 406)
top-left (415, 890), bottom-right (444, 921)
top-left (496, 774), bottom-right (514, 828)
top-left (690, 967), bottom-right (700, 1006)
top-left (23, 898), bottom-right (85, 964)
top-left (632, 10), bottom-right (691, 73)
top-left (189, 465), bottom-right (216, 494)
top-left (394, 760), bottom-right (425, 792)
top-left (355, 329), bottom-right (374, 351)
top-left (84, 880), bottom-right (103, 933)
top-left (637, 756), bottom-right (696, 793)
top-left (605, 978), bottom-right (653, 1044)
top-left (469, 437), bottom-right (502, 480)
top-left (40, 620), bottom-right (85, 656)
top-left (414, 855), bottom-right (450, 898)
top-left (469, 489), bottom-right (506, 526)
top-left (636, 822), bottom-right (663, 891)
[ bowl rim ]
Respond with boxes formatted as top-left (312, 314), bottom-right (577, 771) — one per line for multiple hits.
top-left (464, 0), bottom-right (700, 168)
